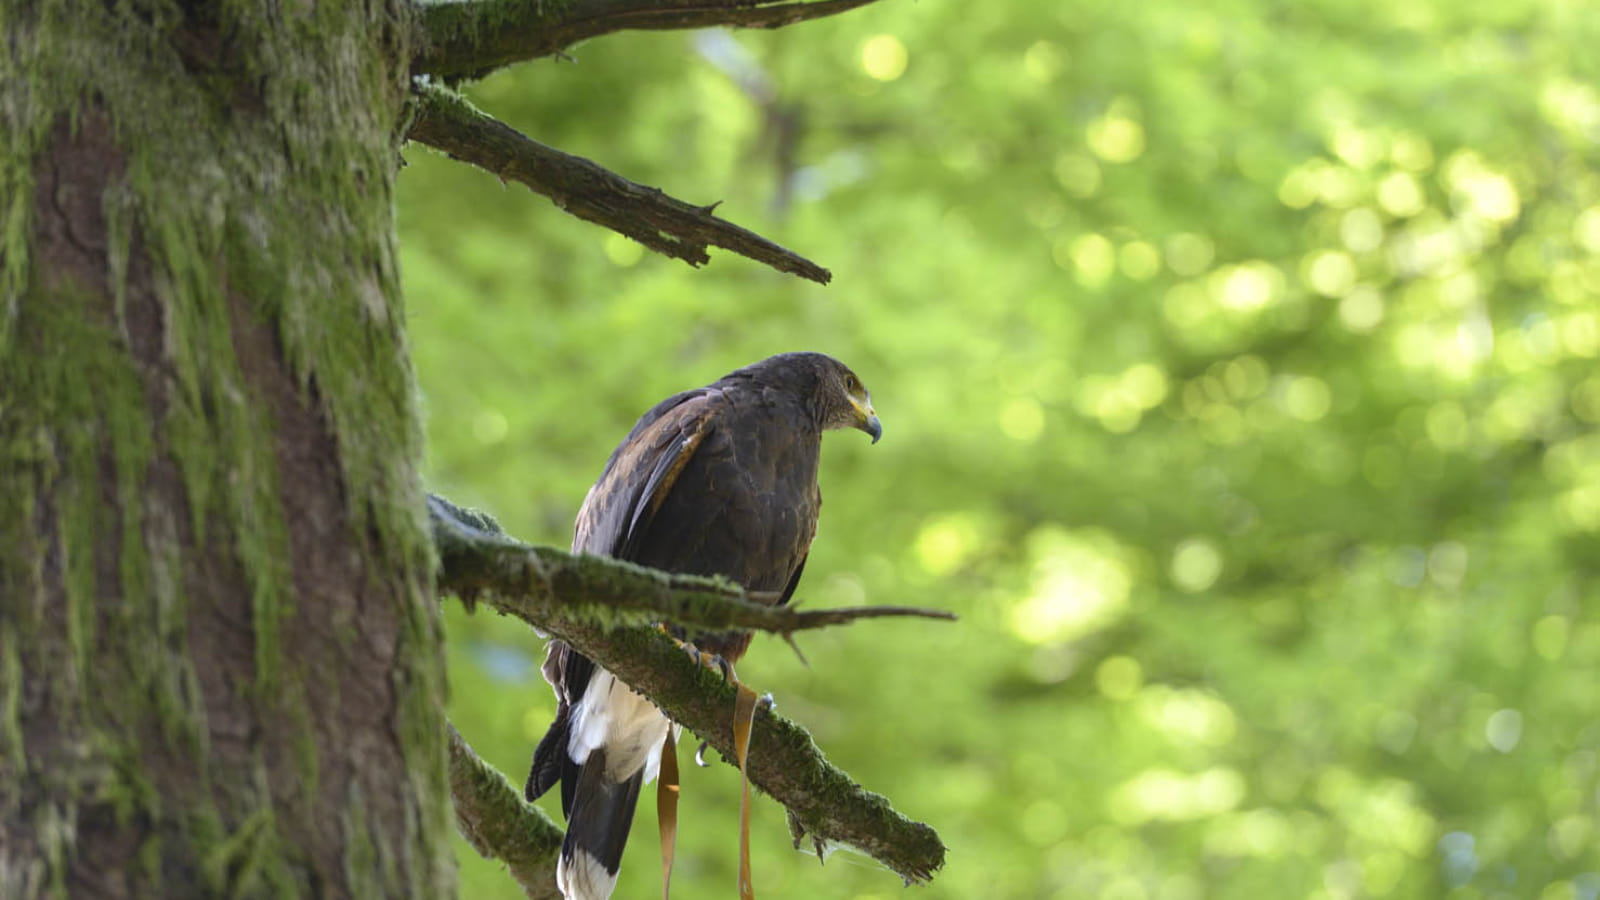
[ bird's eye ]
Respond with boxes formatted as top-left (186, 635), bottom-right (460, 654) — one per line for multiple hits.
top-left (844, 374), bottom-right (860, 392)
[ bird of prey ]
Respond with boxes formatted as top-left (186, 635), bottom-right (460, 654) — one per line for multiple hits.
top-left (525, 352), bottom-right (882, 900)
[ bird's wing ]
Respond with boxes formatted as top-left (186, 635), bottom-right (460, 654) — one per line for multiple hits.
top-left (529, 390), bottom-right (723, 806)
top-left (573, 388), bottom-right (722, 560)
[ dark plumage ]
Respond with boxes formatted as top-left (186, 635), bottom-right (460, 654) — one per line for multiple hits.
top-left (525, 352), bottom-right (881, 900)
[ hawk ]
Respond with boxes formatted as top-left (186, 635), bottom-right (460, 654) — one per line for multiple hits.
top-left (525, 352), bottom-right (881, 900)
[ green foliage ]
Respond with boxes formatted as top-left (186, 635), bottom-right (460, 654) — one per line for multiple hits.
top-left (399, 0), bottom-right (1600, 896)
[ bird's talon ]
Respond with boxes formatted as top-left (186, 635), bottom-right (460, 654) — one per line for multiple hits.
top-left (668, 634), bottom-right (740, 681)
top-left (695, 740), bottom-right (712, 768)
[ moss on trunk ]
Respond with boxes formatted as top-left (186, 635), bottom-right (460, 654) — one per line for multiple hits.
top-left (0, 0), bottom-right (452, 896)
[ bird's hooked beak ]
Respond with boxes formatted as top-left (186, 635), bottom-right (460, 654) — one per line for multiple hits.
top-left (852, 394), bottom-right (882, 444)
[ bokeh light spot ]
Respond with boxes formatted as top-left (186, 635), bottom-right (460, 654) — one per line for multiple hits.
top-left (1362, 851), bottom-right (1406, 895)
top-left (1444, 150), bottom-right (1520, 223)
top-left (1008, 528), bottom-right (1133, 645)
top-left (1111, 767), bottom-right (1245, 824)
top-left (1458, 171), bottom-right (1521, 223)
top-left (472, 409), bottom-right (509, 444)
top-left (1206, 808), bottom-right (1293, 858)
top-left (1376, 172), bottom-right (1426, 217)
top-left (1096, 655), bottom-right (1143, 701)
top-left (1076, 366), bottom-right (1167, 433)
top-left (1088, 104), bottom-right (1146, 164)
top-left (860, 34), bottom-right (908, 81)
top-left (1338, 286), bottom-right (1384, 332)
top-left (1330, 123), bottom-right (1384, 169)
top-left (1278, 166), bottom-right (1318, 209)
top-left (1486, 708), bottom-right (1523, 753)
top-left (1171, 537), bottom-right (1222, 592)
top-left (1540, 78), bottom-right (1600, 135)
top-left (1303, 249), bottom-right (1357, 297)
top-left (1283, 376), bottom-right (1332, 422)
top-left (1022, 40), bottom-right (1063, 83)
top-left (1532, 615), bottom-right (1568, 661)
top-left (603, 232), bottom-right (644, 267)
top-left (1138, 686), bottom-right (1238, 746)
top-left (1069, 233), bottom-right (1116, 287)
top-left (999, 397), bottom-right (1046, 443)
top-left (1547, 817), bottom-right (1594, 862)
top-left (1560, 484), bottom-right (1600, 531)
top-left (1340, 207), bottom-right (1384, 253)
top-left (1390, 133), bottom-right (1434, 171)
top-left (1561, 311), bottom-right (1599, 356)
top-left (1212, 261), bottom-right (1282, 312)
top-left (1120, 240), bottom-right (1162, 280)
top-left (1053, 152), bottom-right (1101, 197)
top-left (1122, 363), bottom-right (1169, 409)
top-left (1569, 377), bottom-right (1600, 423)
top-left (1311, 163), bottom-right (1365, 208)
top-left (914, 513), bottom-right (982, 576)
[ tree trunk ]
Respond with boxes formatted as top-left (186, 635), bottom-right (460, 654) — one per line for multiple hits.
top-left (1, 2), bottom-right (452, 897)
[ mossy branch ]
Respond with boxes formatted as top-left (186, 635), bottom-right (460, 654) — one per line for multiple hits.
top-left (406, 83), bottom-right (833, 284)
top-left (429, 493), bottom-right (955, 632)
top-left (429, 494), bottom-right (949, 885)
top-left (413, 0), bottom-right (884, 82)
top-left (447, 723), bottom-right (564, 899)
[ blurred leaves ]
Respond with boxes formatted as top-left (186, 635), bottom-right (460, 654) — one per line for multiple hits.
top-left (399, 0), bottom-right (1600, 896)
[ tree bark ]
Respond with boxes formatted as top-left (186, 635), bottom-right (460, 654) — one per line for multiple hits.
top-left (1, 2), bottom-right (451, 897)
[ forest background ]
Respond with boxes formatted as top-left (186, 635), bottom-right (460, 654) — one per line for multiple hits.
top-left (400, 0), bottom-right (1600, 897)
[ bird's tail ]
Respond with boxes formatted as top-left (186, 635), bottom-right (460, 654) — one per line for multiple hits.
top-left (556, 748), bottom-right (644, 900)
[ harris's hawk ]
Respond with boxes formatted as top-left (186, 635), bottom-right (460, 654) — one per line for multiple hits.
top-left (525, 352), bottom-right (881, 900)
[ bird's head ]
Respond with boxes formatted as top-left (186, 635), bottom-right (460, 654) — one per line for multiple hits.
top-left (738, 352), bottom-right (882, 443)
top-left (827, 362), bottom-right (882, 444)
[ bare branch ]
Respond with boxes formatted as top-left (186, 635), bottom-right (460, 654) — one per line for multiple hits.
top-left (429, 494), bottom-right (949, 885)
top-left (406, 83), bottom-right (832, 284)
top-left (447, 723), bottom-right (563, 898)
top-left (413, 0), bottom-right (884, 82)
